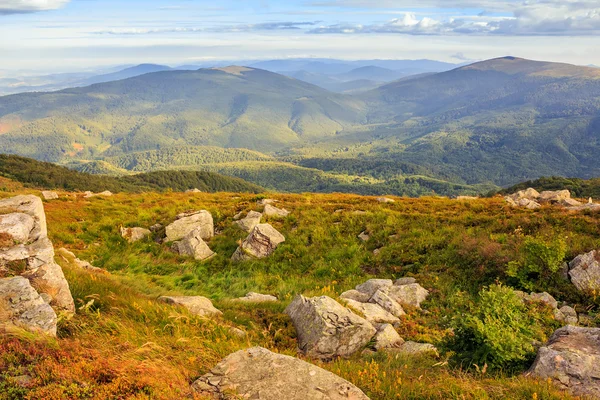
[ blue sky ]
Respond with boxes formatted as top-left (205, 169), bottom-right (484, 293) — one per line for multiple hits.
top-left (1, 0), bottom-right (600, 72)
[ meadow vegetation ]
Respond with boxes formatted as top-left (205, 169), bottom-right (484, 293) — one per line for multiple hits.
top-left (1, 179), bottom-right (598, 399)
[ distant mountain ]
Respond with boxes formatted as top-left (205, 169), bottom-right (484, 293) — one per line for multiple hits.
top-left (81, 63), bottom-right (172, 85)
top-left (336, 66), bottom-right (406, 82)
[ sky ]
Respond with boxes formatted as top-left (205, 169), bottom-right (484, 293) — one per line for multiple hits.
top-left (1, 0), bottom-right (600, 73)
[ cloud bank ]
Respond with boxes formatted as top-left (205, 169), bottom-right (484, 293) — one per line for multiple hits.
top-left (0, 0), bottom-right (70, 15)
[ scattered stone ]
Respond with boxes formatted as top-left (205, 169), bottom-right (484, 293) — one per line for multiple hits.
top-left (355, 279), bottom-right (393, 298)
top-left (456, 196), bottom-right (478, 200)
top-left (263, 204), bottom-right (290, 218)
top-left (376, 197), bottom-right (395, 203)
top-left (235, 292), bottom-right (278, 302)
top-left (340, 289), bottom-right (371, 303)
top-left (192, 347), bottom-right (370, 400)
top-left (171, 227), bottom-right (215, 261)
top-left (529, 325), bottom-right (600, 398)
top-left (84, 190), bottom-right (113, 198)
top-left (568, 250), bottom-right (600, 293)
top-left (517, 198), bottom-right (541, 209)
top-left (285, 295), bottom-right (376, 360)
top-left (233, 211), bottom-right (244, 220)
top-left (373, 248), bottom-right (382, 256)
top-left (394, 277), bottom-right (417, 286)
top-left (369, 288), bottom-right (406, 318)
top-left (357, 231), bottom-right (370, 242)
top-left (344, 299), bottom-right (400, 326)
top-left (185, 188), bottom-right (202, 193)
top-left (231, 223), bottom-right (285, 261)
top-left (373, 324), bottom-right (404, 350)
top-left (527, 292), bottom-right (558, 309)
top-left (41, 191), bottom-right (59, 200)
top-left (510, 188), bottom-right (540, 200)
top-left (257, 199), bottom-right (278, 206)
top-left (392, 341), bottom-right (438, 356)
top-left (234, 211), bottom-right (262, 232)
top-left (554, 306), bottom-right (578, 325)
top-left (388, 282), bottom-right (429, 309)
top-left (158, 296), bottom-right (222, 317)
top-left (165, 210), bottom-right (213, 242)
top-left (538, 190), bottom-right (571, 203)
top-left (352, 210), bottom-right (367, 215)
top-left (57, 248), bottom-right (107, 274)
top-left (560, 198), bottom-right (582, 207)
top-left (229, 327), bottom-right (247, 338)
top-left (120, 226), bottom-right (151, 243)
top-left (149, 223), bottom-right (163, 232)
top-left (0, 276), bottom-right (57, 336)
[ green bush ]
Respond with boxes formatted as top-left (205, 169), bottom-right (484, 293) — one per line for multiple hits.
top-left (447, 284), bottom-right (546, 372)
top-left (506, 236), bottom-right (566, 291)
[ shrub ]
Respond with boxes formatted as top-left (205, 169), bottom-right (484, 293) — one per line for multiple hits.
top-left (506, 236), bottom-right (566, 291)
top-left (447, 284), bottom-right (546, 372)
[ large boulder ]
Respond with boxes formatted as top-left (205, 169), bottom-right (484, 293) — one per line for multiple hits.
top-left (355, 279), bottom-right (393, 298)
top-left (510, 188), bottom-right (540, 200)
top-left (0, 196), bottom-right (74, 313)
top-left (231, 223), bottom-right (285, 261)
top-left (369, 288), bottom-right (406, 318)
top-left (340, 289), bottom-right (371, 303)
top-left (529, 325), bottom-right (600, 398)
top-left (0, 276), bottom-right (57, 336)
top-left (158, 296), bottom-right (222, 318)
top-left (165, 210), bottom-right (213, 242)
top-left (233, 211), bottom-right (262, 232)
top-left (41, 191), bottom-right (59, 201)
top-left (344, 299), bottom-right (400, 326)
top-left (568, 250), bottom-right (600, 293)
top-left (285, 295), bottom-right (376, 360)
top-left (388, 282), bottom-right (429, 309)
top-left (373, 324), bottom-right (404, 350)
top-left (538, 190), bottom-right (571, 203)
top-left (120, 227), bottom-right (151, 243)
top-left (192, 347), bottom-right (370, 400)
top-left (171, 227), bottom-right (215, 261)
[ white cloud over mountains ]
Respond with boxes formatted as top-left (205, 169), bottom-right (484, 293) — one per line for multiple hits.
top-left (0, 0), bottom-right (70, 14)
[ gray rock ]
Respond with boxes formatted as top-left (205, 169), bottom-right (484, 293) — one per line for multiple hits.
top-left (560, 198), bottom-right (582, 207)
top-left (285, 295), bottom-right (376, 360)
top-left (373, 324), bottom-right (404, 350)
top-left (0, 276), bottom-right (57, 336)
top-left (263, 204), bottom-right (290, 218)
top-left (554, 306), bottom-right (578, 325)
top-left (529, 326), bottom-right (600, 398)
top-left (231, 223), bottom-right (285, 261)
top-left (234, 211), bottom-right (262, 232)
top-left (538, 190), bottom-right (571, 203)
top-left (185, 188), bottom-right (202, 193)
top-left (517, 198), bottom-right (541, 209)
top-left (149, 223), bottom-right (163, 232)
top-left (41, 191), bottom-right (59, 200)
top-left (192, 347), bottom-right (370, 400)
top-left (393, 341), bottom-right (438, 356)
top-left (394, 277), bottom-right (417, 286)
top-left (0, 213), bottom-right (35, 244)
top-left (527, 292), bottom-right (558, 309)
top-left (57, 248), bottom-right (107, 274)
top-left (84, 190), bottom-right (113, 198)
top-left (389, 283), bottom-right (429, 309)
top-left (22, 259), bottom-right (74, 313)
top-left (165, 210), bottom-right (213, 242)
top-left (340, 289), bottom-right (371, 303)
top-left (569, 250), bottom-right (600, 293)
top-left (376, 197), bottom-right (395, 203)
top-left (357, 231), bottom-right (370, 242)
top-left (355, 279), bottom-right (393, 298)
top-left (0, 195), bottom-right (47, 240)
top-left (120, 226), bottom-right (151, 243)
top-left (158, 296), bottom-right (222, 318)
top-left (369, 288), bottom-right (406, 318)
top-left (510, 188), bottom-right (540, 200)
top-left (344, 299), bottom-right (400, 326)
top-left (257, 199), bottom-right (278, 206)
top-left (172, 227), bottom-right (215, 261)
top-left (235, 292), bottom-right (278, 302)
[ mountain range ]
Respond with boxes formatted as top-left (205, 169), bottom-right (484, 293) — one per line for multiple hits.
top-left (1, 56), bottom-right (599, 194)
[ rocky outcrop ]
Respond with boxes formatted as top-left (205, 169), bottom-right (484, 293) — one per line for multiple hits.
top-left (538, 190), bottom-right (571, 203)
top-left (373, 324), bottom-right (404, 350)
top-left (41, 191), bottom-right (59, 200)
top-left (120, 227), bottom-right (151, 243)
top-left (231, 223), bottom-right (285, 261)
top-left (263, 204), bottom-right (290, 218)
top-left (234, 211), bottom-right (262, 232)
top-left (0, 195), bottom-right (74, 313)
top-left (285, 295), bottom-right (376, 360)
top-left (528, 326), bottom-right (600, 398)
top-left (171, 227), bottom-right (215, 261)
top-left (568, 250), bottom-right (600, 293)
top-left (158, 296), bottom-right (222, 317)
top-left (517, 290), bottom-right (579, 325)
top-left (0, 276), bottom-right (57, 336)
top-left (370, 288), bottom-right (406, 318)
top-left (235, 292), bottom-right (278, 302)
top-left (344, 299), bottom-right (400, 326)
top-left (165, 210), bottom-right (214, 242)
top-left (355, 279), bottom-right (393, 298)
top-left (192, 347), bottom-right (370, 400)
top-left (340, 289), bottom-right (371, 303)
top-left (505, 188), bottom-right (594, 210)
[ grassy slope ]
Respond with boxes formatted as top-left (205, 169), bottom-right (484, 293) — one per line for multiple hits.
top-left (2, 183), bottom-right (598, 398)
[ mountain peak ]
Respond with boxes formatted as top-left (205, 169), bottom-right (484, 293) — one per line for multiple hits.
top-left (211, 66), bottom-right (255, 75)
top-left (459, 56), bottom-right (600, 79)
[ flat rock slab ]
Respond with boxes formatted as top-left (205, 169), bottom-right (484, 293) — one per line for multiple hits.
top-left (193, 347), bottom-right (370, 400)
top-left (0, 276), bottom-right (57, 336)
top-left (285, 295), bottom-right (376, 360)
top-left (158, 296), bottom-right (222, 317)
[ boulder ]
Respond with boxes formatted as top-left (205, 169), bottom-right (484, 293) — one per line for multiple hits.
top-left (165, 210), bottom-right (213, 242)
top-left (510, 188), bottom-right (540, 200)
top-left (263, 204), bottom-right (290, 218)
top-left (388, 283), bottom-right (429, 309)
top-left (172, 227), bottom-right (215, 261)
top-left (395, 277), bottom-right (417, 286)
top-left (538, 190), bottom-right (571, 203)
top-left (192, 347), bottom-right (370, 400)
top-left (517, 198), bottom-right (541, 209)
top-left (560, 198), bottom-right (582, 207)
top-left (120, 227), bottom-right (151, 243)
top-left (369, 288), bottom-right (406, 318)
top-left (504, 196), bottom-right (518, 207)
top-left (285, 295), bottom-right (376, 360)
top-left (554, 306), bottom-right (578, 325)
top-left (84, 190), bottom-right (113, 198)
top-left (526, 292), bottom-right (558, 309)
top-left (257, 199), bottom-right (278, 206)
top-left (355, 279), bottom-right (393, 298)
top-left (568, 250), bottom-right (600, 293)
top-left (0, 213), bottom-right (35, 244)
top-left (340, 289), bottom-right (370, 303)
top-left (235, 292), bottom-right (278, 302)
top-left (158, 296), bottom-right (222, 317)
top-left (376, 197), bottom-right (395, 203)
top-left (56, 248), bottom-right (107, 274)
top-left (234, 211), bottom-right (262, 232)
top-left (41, 191), bottom-right (59, 200)
top-left (231, 223), bottom-right (285, 261)
top-left (528, 326), bottom-right (600, 398)
top-left (22, 259), bottom-right (75, 312)
top-left (0, 276), bottom-right (57, 336)
top-left (185, 188), bottom-right (202, 193)
top-left (0, 195), bottom-right (47, 239)
top-left (344, 299), bottom-right (400, 326)
top-left (373, 324), bottom-right (404, 350)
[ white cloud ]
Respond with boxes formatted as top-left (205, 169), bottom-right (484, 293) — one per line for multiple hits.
top-left (0, 0), bottom-right (70, 15)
